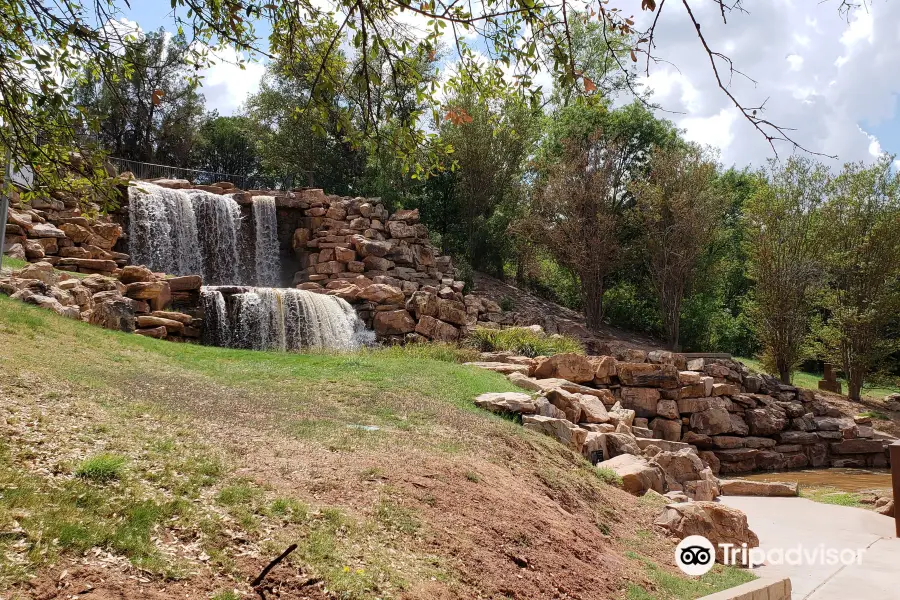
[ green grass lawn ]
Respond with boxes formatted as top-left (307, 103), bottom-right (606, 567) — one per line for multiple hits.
top-left (0, 293), bottom-right (752, 599)
top-left (737, 356), bottom-right (899, 401)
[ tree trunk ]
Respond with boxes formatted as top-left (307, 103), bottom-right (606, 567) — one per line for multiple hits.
top-left (777, 361), bottom-right (792, 385)
top-left (663, 294), bottom-right (681, 351)
top-left (582, 274), bottom-right (605, 331)
top-left (847, 368), bottom-right (864, 403)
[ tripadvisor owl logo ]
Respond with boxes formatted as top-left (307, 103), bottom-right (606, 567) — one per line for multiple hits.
top-left (675, 535), bottom-right (716, 576)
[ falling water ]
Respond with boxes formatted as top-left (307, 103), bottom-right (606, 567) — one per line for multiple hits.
top-left (252, 196), bottom-right (281, 287)
top-left (200, 288), bottom-right (230, 347)
top-left (128, 182), bottom-right (202, 275)
top-left (203, 286), bottom-right (372, 351)
top-left (129, 184), bottom-right (245, 285)
top-left (131, 184), bottom-right (376, 350)
top-left (185, 190), bottom-right (243, 285)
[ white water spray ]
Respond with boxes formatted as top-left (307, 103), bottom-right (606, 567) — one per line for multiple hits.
top-left (252, 196), bottom-right (281, 287)
top-left (202, 286), bottom-right (373, 351)
top-left (128, 182), bottom-right (202, 275)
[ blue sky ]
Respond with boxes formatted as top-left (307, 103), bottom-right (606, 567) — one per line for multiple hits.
top-left (116, 0), bottom-right (900, 169)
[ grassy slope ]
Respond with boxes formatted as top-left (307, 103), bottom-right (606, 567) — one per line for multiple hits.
top-left (0, 256), bottom-right (29, 272)
top-left (0, 294), bottom-right (752, 599)
top-left (737, 357), bottom-right (899, 402)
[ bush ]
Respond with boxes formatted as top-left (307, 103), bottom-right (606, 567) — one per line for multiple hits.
top-left (75, 454), bottom-right (126, 482)
top-left (499, 296), bottom-right (515, 312)
top-left (468, 327), bottom-right (584, 358)
top-left (454, 256), bottom-right (475, 294)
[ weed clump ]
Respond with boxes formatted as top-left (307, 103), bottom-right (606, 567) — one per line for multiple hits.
top-left (75, 454), bottom-right (126, 482)
top-left (468, 326), bottom-right (584, 357)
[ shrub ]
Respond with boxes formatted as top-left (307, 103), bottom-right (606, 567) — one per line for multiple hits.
top-left (75, 454), bottom-right (127, 482)
top-left (499, 296), bottom-right (515, 312)
top-left (468, 326), bottom-right (584, 357)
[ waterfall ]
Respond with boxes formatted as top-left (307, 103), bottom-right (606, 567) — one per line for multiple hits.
top-left (252, 196), bottom-right (281, 287)
top-left (200, 288), bottom-right (230, 347)
top-left (203, 286), bottom-right (373, 351)
top-left (128, 182), bottom-right (202, 275)
top-left (130, 184), bottom-right (376, 351)
top-left (128, 184), bottom-right (245, 285)
top-left (185, 189), bottom-right (243, 285)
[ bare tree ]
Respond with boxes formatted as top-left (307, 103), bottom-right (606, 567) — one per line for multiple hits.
top-left (745, 156), bottom-right (827, 383)
top-left (631, 145), bottom-right (723, 350)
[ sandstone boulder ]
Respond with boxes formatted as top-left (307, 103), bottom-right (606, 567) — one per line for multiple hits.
top-left (465, 362), bottom-right (530, 375)
top-left (689, 406), bottom-right (732, 436)
top-left (608, 402), bottom-right (636, 428)
top-left (415, 315), bottom-right (459, 342)
top-left (617, 362), bottom-right (679, 388)
top-left (532, 353), bottom-right (595, 383)
top-left (620, 387), bottom-right (661, 418)
top-left (650, 418), bottom-right (682, 442)
top-left (89, 299), bottom-right (135, 332)
top-left (474, 392), bottom-right (536, 415)
top-left (119, 265), bottom-right (155, 284)
top-left (545, 388), bottom-right (583, 423)
top-left (597, 454), bottom-right (664, 495)
top-left (406, 290), bottom-right (439, 318)
top-left (601, 432), bottom-right (641, 459)
top-left (875, 498), bottom-right (894, 517)
top-left (650, 448), bottom-right (706, 488)
top-left (373, 309), bottom-right (416, 335)
top-left (655, 502), bottom-right (759, 563)
top-left (522, 415), bottom-right (587, 452)
top-left (719, 479), bottom-right (799, 497)
top-left (590, 355), bottom-right (617, 384)
top-left (577, 394), bottom-right (611, 424)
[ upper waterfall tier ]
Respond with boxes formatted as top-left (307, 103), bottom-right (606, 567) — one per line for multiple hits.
top-left (128, 183), bottom-right (280, 287)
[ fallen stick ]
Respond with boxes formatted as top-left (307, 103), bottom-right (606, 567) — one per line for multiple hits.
top-left (251, 543), bottom-right (298, 598)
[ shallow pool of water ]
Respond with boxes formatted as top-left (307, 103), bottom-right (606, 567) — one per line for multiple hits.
top-left (738, 468), bottom-right (893, 492)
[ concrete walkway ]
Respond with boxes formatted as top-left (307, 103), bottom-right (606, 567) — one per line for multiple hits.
top-left (720, 496), bottom-right (900, 599)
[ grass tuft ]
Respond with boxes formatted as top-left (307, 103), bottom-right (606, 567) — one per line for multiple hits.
top-left (74, 454), bottom-right (127, 482)
top-left (800, 486), bottom-right (864, 508)
top-left (467, 326), bottom-right (584, 358)
top-left (858, 410), bottom-right (890, 421)
top-left (625, 551), bottom-right (756, 599)
top-left (594, 467), bottom-right (623, 487)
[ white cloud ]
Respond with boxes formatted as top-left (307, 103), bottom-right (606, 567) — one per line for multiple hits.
top-left (196, 46), bottom-right (266, 115)
top-left (628, 0), bottom-right (900, 168)
top-left (680, 109), bottom-right (737, 149)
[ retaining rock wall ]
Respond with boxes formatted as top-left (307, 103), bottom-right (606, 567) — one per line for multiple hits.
top-left (471, 350), bottom-right (893, 475)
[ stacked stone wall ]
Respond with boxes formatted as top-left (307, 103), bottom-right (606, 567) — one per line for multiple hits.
top-left (5, 176), bottom-right (503, 343)
top-left (472, 349), bottom-right (892, 476)
top-left (3, 186), bottom-right (128, 276)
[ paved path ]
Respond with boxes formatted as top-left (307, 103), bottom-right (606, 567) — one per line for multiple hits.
top-left (720, 496), bottom-right (900, 599)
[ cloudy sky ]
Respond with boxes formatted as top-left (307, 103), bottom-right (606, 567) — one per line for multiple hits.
top-left (124, 0), bottom-right (899, 170)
